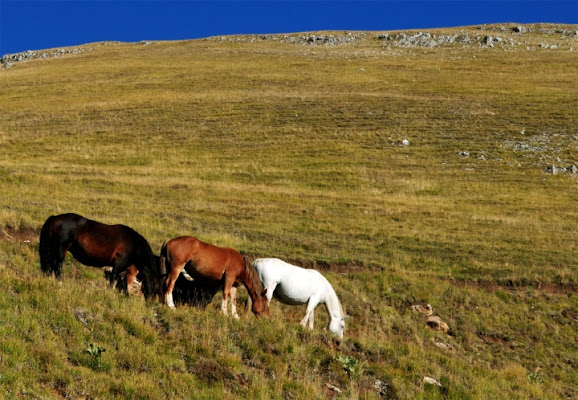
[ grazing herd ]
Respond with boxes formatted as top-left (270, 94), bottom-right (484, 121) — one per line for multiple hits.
top-left (39, 213), bottom-right (347, 338)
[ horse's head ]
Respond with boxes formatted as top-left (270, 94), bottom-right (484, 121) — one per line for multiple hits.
top-left (244, 256), bottom-right (270, 317)
top-left (251, 288), bottom-right (270, 318)
top-left (329, 315), bottom-right (348, 339)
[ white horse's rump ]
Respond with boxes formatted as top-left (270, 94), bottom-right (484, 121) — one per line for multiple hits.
top-left (253, 258), bottom-right (347, 339)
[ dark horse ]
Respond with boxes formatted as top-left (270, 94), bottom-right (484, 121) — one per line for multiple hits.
top-left (39, 213), bottom-right (159, 299)
top-left (159, 236), bottom-right (270, 318)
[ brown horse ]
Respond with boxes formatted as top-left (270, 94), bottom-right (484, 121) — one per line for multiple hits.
top-left (159, 236), bottom-right (269, 318)
top-left (105, 255), bottom-right (221, 308)
top-left (39, 213), bottom-right (160, 299)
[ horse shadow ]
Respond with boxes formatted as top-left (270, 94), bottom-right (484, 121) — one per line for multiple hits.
top-left (105, 256), bottom-right (220, 309)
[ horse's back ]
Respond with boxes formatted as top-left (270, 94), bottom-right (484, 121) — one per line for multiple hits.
top-left (49, 213), bottom-right (125, 238)
top-left (166, 236), bottom-right (244, 280)
top-left (166, 236), bottom-right (210, 257)
top-left (55, 213), bottom-right (147, 264)
top-left (254, 258), bottom-right (320, 281)
top-left (167, 236), bottom-right (238, 260)
top-left (253, 258), bottom-right (328, 304)
top-left (45, 213), bottom-right (88, 240)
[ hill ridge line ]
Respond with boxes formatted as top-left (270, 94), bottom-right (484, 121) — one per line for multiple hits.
top-left (2, 23), bottom-right (576, 68)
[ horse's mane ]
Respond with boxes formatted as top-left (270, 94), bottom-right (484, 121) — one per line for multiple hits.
top-left (322, 274), bottom-right (345, 317)
top-left (123, 224), bottom-right (161, 299)
top-left (243, 255), bottom-right (265, 295)
top-left (126, 226), bottom-right (157, 275)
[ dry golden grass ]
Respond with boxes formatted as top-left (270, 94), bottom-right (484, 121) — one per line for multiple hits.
top-left (0, 24), bottom-right (577, 399)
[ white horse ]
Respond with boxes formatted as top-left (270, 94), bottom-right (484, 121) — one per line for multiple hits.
top-left (252, 258), bottom-right (347, 339)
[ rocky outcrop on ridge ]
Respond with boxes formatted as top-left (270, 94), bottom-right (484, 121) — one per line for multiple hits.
top-left (211, 23), bottom-right (577, 49)
top-left (377, 24), bottom-right (577, 48)
top-left (1, 47), bottom-right (87, 68)
top-left (2, 24), bottom-right (576, 69)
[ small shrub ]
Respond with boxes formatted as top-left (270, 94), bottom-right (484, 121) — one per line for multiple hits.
top-left (527, 372), bottom-right (544, 384)
top-left (191, 357), bottom-right (235, 386)
top-left (69, 343), bottom-right (111, 372)
top-left (334, 354), bottom-right (365, 379)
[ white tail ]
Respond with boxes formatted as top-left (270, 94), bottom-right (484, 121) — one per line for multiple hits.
top-left (180, 269), bottom-right (194, 281)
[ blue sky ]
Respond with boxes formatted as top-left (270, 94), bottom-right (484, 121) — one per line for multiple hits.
top-left (1, 1), bottom-right (577, 55)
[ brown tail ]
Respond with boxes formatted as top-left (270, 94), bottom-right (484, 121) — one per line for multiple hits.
top-left (159, 241), bottom-right (168, 276)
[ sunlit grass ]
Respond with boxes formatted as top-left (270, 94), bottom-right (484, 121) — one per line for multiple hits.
top-left (0, 24), bottom-right (577, 398)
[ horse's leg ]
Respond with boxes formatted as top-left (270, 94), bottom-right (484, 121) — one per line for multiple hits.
top-left (300, 298), bottom-right (318, 330)
top-left (111, 255), bottom-right (130, 294)
top-left (220, 287), bottom-right (230, 316)
top-left (220, 297), bottom-right (228, 315)
top-left (221, 274), bottom-right (236, 317)
top-left (263, 281), bottom-right (277, 306)
top-left (230, 286), bottom-right (240, 319)
top-left (308, 309), bottom-right (315, 330)
top-left (164, 264), bottom-right (184, 309)
top-left (49, 239), bottom-right (71, 280)
top-left (53, 243), bottom-right (68, 280)
top-left (125, 265), bottom-right (140, 295)
top-left (109, 254), bottom-right (123, 287)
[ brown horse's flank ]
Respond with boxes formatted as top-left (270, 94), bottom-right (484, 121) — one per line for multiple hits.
top-left (160, 236), bottom-right (269, 318)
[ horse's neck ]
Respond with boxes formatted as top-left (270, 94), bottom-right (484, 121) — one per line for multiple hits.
top-left (323, 284), bottom-right (343, 320)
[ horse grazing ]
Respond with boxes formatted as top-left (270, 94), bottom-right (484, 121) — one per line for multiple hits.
top-left (159, 236), bottom-right (269, 318)
top-left (104, 255), bottom-right (220, 307)
top-left (252, 258), bottom-right (347, 339)
top-left (39, 213), bottom-right (159, 299)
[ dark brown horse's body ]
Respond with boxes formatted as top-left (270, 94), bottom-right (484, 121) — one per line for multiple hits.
top-left (39, 213), bottom-right (159, 298)
top-left (160, 236), bottom-right (269, 318)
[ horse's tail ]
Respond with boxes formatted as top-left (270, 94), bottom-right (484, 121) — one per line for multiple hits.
top-left (159, 241), bottom-right (169, 276)
top-left (39, 215), bottom-right (56, 276)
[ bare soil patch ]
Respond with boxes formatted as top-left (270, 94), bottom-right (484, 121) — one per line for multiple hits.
top-left (446, 278), bottom-right (577, 296)
top-left (0, 225), bottom-right (38, 242)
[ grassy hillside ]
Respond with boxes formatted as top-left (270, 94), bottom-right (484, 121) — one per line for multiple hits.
top-left (0, 24), bottom-right (577, 399)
